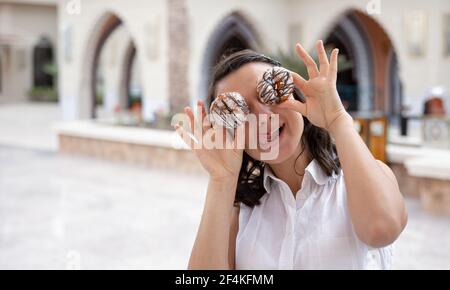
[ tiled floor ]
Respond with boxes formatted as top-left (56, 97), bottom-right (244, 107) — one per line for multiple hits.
top-left (0, 145), bottom-right (449, 269)
top-left (0, 102), bottom-right (449, 269)
top-left (0, 145), bottom-right (208, 269)
top-left (0, 102), bottom-right (60, 152)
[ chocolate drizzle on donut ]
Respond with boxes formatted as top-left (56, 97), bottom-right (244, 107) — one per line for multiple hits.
top-left (257, 67), bottom-right (295, 105)
top-left (210, 92), bottom-right (250, 129)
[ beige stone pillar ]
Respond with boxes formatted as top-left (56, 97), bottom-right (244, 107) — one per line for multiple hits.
top-left (168, 0), bottom-right (190, 115)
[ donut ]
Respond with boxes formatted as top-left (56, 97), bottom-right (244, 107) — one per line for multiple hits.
top-left (209, 92), bottom-right (250, 129)
top-left (257, 66), bottom-right (295, 105)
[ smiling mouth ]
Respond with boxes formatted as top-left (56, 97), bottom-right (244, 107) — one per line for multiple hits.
top-left (259, 124), bottom-right (286, 146)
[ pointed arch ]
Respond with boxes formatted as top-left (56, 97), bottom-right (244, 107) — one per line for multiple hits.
top-left (200, 11), bottom-right (262, 105)
top-left (79, 11), bottom-right (142, 119)
top-left (323, 9), bottom-right (402, 116)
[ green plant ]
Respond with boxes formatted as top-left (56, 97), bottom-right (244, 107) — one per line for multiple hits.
top-left (43, 62), bottom-right (58, 79)
top-left (95, 91), bottom-right (104, 106)
top-left (28, 62), bottom-right (59, 102)
top-left (28, 87), bottom-right (58, 102)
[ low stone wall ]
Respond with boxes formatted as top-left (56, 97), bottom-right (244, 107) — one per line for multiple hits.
top-left (59, 135), bottom-right (205, 175)
top-left (390, 163), bottom-right (421, 198)
top-left (391, 161), bottom-right (450, 214)
top-left (419, 178), bottom-right (450, 215)
top-left (404, 156), bottom-right (450, 215)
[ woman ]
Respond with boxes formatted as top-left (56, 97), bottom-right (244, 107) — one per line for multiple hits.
top-left (174, 41), bottom-right (408, 270)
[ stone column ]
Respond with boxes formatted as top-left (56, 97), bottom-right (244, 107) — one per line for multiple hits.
top-left (168, 0), bottom-right (190, 115)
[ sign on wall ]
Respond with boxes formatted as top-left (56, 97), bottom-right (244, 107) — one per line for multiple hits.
top-left (404, 10), bottom-right (427, 57)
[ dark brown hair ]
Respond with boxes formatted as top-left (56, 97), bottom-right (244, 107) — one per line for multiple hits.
top-left (207, 49), bottom-right (340, 208)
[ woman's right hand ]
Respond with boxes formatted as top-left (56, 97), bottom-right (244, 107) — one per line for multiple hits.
top-left (174, 100), bottom-right (244, 181)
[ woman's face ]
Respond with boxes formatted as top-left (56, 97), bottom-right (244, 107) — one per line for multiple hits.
top-left (215, 62), bottom-right (304, 164)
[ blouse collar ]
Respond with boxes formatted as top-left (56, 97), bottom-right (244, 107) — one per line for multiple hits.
top-left (263, 159), bottom-right (336, 193)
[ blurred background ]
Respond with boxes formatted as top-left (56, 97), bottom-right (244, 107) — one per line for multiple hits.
top-left (0, 0), bottom-right (449, 269)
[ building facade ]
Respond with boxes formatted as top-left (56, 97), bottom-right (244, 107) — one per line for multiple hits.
top-left (55, 0), bottom-right (450, 123)
top-left (0, 0), bottom-right (57, 103)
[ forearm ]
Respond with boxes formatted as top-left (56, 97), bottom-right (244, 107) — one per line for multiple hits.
top-left (329, 113), bottom-right (406, 247)
top-left (188, 177), bottom-right (237, 269)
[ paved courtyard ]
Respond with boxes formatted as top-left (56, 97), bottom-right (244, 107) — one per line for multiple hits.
top-left (0, 145), bottom-right (209, 269)
top-left (0, 102), bottom-right (60, 152)
top-left (0, 145), bottom-right (449, 269)
top-left (0, 103), bottom-right (449, 269)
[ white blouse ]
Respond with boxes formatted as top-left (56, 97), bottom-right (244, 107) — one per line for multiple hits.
top-left (236, 159), bottom-right (394, 270)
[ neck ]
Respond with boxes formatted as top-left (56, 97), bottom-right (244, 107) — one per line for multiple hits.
top-left (269, 144), bottom-right (311, 196)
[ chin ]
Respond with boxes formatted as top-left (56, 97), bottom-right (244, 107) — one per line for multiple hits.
top-left (262, 141), bottom-right (298, 164)
top-left (247, 134), bottom-right (300, 164)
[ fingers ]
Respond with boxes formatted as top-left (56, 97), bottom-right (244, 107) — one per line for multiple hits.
top-left (197, 100), bottom-right (212, 132)
top-left (287, 69), bottom-right (307, 91)
top-left (278, 99), bottom-right (307, 116)
top-left (174, 123), bottom-right (196, 149)
top-left (316, 40), bottom-right (329, 77)
top-left (176, 101), bottom-right (241, 151)
top-left (186, 100), bottom-right (212, 135)
top-left (295, 43), bottom-right (319, 79)
top-left (197, 100), bottom-right (206, 120)
top-left (184, 107), bottom-right (195, 133)
top-left (329, 48), bottom-right (339, 83)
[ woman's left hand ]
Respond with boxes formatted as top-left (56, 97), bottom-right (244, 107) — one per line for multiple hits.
top-left (279, 40), bottom-right (352, 132)
top-left (282, 42), bottom-right (407, 248)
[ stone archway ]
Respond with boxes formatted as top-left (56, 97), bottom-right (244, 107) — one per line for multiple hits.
top-left (388, 51), bottom-right (402, 119)
top-left (80, 12), bottom-right (122, 118)
top-left (120, 41), bottom-right (139, 110)
top-left (80, 12), bottom-right (142, 119)
top-left (93, 18), bottom-right (122, 118)
top-left (324, 9), bottom-right (402, 115)
top-left (200, 11), bottom-right (262, 106)
top-left (325, 13), bottom-right (373, 112)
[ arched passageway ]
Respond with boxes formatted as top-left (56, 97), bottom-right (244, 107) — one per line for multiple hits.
top-left (201, 11), bottom-right (262, 105)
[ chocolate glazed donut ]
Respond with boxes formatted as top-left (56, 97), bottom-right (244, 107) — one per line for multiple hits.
top-left (209, 92), bottom-right (250, 130)
top-left (257, 67), bottom-right (295, 105)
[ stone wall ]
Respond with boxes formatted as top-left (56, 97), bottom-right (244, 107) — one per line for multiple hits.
top-left (391, 161), bottom-right (450, 215)
top-left (420, 178), bottom-right (450, 215)
top-left (59, 135), bottom-right (205, 175)
top-left (390, 163), bottom-right (421, 198)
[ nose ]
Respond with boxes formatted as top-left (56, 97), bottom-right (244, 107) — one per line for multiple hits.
top-left (254, 103), bottom-right (278, 131)
top-left (253, 102), bottom-right (276, 116)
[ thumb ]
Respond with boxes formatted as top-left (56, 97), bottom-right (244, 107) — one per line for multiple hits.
top-left (278, 99), bottom-right (307, 116)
